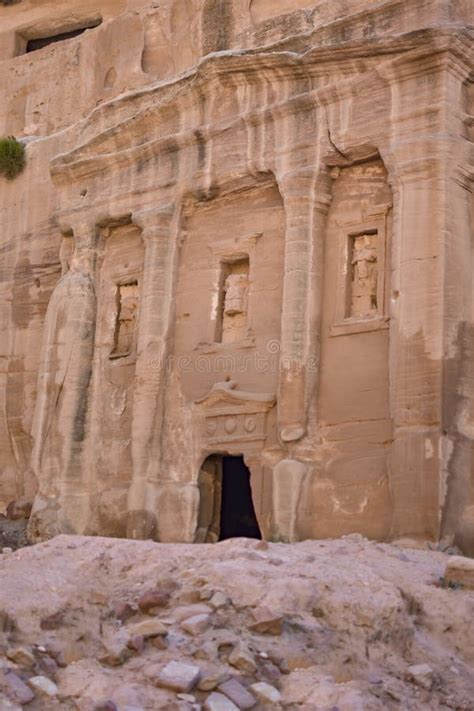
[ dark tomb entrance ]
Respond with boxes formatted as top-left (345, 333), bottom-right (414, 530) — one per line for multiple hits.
top-left (219, 455), bottom-right (261, 541)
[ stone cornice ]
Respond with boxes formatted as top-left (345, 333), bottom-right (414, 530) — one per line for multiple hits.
top-left (49, 29), bottom-right (470, 192)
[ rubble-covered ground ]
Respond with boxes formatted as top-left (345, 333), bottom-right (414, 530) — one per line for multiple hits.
top-left (0, 534), bottom-right (474, 710)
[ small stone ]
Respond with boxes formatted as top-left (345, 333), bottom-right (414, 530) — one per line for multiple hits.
top-left (6, 647), bottom-right (36, 668)
top-left (250, 682), bottom-right (281, 704)
top-left (259, 660), bottom-right (281, 684)
top-left (155, 661), bottom-right (201, 693)
top-left (218, 678), bottom-right (256, 709)
top-left (99, 633), bottom-right (133, 667)
top-left (444, 556), bottom-right (474, 590)
top-left (248, 607), bottom-right (283, 635)
top-left (178, 694), bottom-right (197, 703)
top-left (407, 664), bottom-right (435, 690)
top-left (137, 589), bottom-right (171, 614)
top-left (114, 602), bottom-right (136, 623)
top-left (0, 670), bottom-right (35, 705)
top-left (44, 641), bottom-right (67, 667)
top-left (173, 604), bottom-right (213, 623)
top-left (198, 670), bottom-right (229, 691)
top-left (150, 635), bottom-right (169, 650)
top-left (36, 655), bottom-right (59, 678)
top-left (181, 614), bottom-right (212, 636)
top-left (127, 618), bottom-right (168, 638)
top-left (6, 497), bottom-right (32, 521)
top-left (28, 675), bottom-right (58, 698)
top-left (1, 547), bottom-right (13, 555)
top-left (228, 644), bottom-right (257, 674)
top-left (127, 635), bottom-right (145, 653)
top-left (209, 592), bottom-right (231, 610)
top-left (204, 692), bottom-right (240, 711)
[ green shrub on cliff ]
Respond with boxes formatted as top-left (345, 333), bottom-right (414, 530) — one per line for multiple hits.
top-left (0, 136), bottom-right (25, 180)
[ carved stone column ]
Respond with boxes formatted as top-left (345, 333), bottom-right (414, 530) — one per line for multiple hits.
top-left (29, 217), bottom-right (101, 539)
top-left (277, 169), bottom-right (329, 444)
top-left (126, 204), bottom-right (176, 539)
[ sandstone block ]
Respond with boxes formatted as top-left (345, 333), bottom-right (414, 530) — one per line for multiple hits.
top-left (6, 647), bottom-right (35, 668)
top-left (198, 669), bottom-right (229, 692)
top-left (204, 692), bottom-right (240, 711)
top-left (127, 619), bottom-right (167, 638)
top-left (155, 661), bottom-right (201, 693)
top-left (250, 682), bottom-right (281, 704)
top-left (173, 604), bottom-right (213, 623)
top-left (209, 592), bottom-right (231, 610)
top-left (228, 644), bottom-right (257, 674)
top-left (28, 675), bottom-right (58, 698)
top-left (218, 678), bottom-right (256, 709)
top-left (248, 607), bottom-right (283, 635)
top-left (98, 638), bottom-right (131, 667)
top-left (444, 556), bottom-right (474, 590)
top-left (137, 589), bottom-right (170, 614)
top-left (0, 670), bottom-right (35, 705)
top-left (181, 613), bottom-right (212, 636)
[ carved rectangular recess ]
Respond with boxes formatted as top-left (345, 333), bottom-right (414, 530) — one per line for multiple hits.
top-left (331, 215), bottom-right (389, 337)
top-left (15, 18), bottom-right (102, 56)
top-left (110, 281), bottom-right (139, 359)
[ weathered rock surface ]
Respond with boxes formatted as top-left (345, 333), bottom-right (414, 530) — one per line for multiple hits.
top-left (0, 535), bottom-right (473, 709)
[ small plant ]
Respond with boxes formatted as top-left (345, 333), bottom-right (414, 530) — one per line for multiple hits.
top-left (0, 136), bottom-right (26, 180)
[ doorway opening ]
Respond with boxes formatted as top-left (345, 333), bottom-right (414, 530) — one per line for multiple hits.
top-left (196, 454), bottom-right (262, 542)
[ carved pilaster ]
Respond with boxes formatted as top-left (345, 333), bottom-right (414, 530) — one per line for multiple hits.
top-left (127, 204), bottom-right (176, 539)
top-left (388, 150), bottom-right (449, 540)
top-left (277, 169), bottom-right (330, 444)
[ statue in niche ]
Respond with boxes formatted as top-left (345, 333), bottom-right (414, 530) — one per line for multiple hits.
top-left (221, 263), bottom-right (249, 343)
top-left (224, 273), bottom-right (249, 315)
top-left (112, 282), bottom-right (139, 357)
top-left (350, 233), bottom-right (378, 317)
top-left (59, 236), bottom-right (74, 276)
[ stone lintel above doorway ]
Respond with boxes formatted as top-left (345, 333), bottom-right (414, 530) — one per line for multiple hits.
top-left (196, 381), bottom-right (276, 449)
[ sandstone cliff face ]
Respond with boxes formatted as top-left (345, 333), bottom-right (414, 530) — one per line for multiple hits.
top-left (0, 0), bottom-right (473, 546)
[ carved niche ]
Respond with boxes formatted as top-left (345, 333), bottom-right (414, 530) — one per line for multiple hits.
top-left (111, 281), bottom-right (139, 358)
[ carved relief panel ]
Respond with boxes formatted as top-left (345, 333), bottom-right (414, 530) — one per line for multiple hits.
top-left (197, 381), bottom-right (276, 451)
